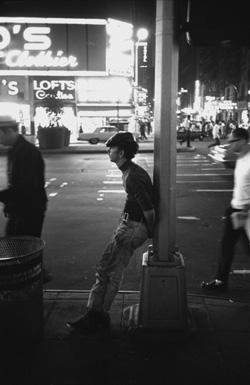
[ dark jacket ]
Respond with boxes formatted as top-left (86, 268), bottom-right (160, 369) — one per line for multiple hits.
top-left (0, 135), bottom-right (47, 216)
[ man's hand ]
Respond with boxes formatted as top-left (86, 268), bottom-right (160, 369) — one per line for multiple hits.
top-left (143, 209), bottom-right (155, 238)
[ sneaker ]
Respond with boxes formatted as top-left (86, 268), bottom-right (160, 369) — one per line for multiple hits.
top-left (201, 279), bottom-right (227, 291)
top-left (66, 309), bottom-right (111, 334)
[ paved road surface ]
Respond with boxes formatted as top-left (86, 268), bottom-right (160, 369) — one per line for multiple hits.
top-left (0, 147), bottom-right (249, 301)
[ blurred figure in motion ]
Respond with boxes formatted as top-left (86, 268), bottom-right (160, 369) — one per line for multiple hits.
top-left (201, 128), bottom-right (250, 291)
top-left (146, 119), bottom-right (152, 136)
top-left (0, 116), bottom-right (51, 283)
top-left (139, 120), bottom-right (147, 140)
top-left (182, 114), bottom-right (191, 147)
top-left (208, 119), bottom-right (221, 148)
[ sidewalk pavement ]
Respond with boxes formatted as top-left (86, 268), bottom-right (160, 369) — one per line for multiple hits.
top-left (0, 136), bottom-right (196, 155)
top-left (4, 289), bottom-right (250, 385)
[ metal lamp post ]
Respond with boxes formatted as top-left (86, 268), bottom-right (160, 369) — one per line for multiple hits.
top-left (127, 0), bottom-right (188, 332)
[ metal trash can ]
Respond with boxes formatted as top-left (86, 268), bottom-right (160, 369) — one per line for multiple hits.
top-left (0, 236), bottom-right (45, 342)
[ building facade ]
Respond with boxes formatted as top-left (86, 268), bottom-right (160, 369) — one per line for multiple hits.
top-left (0, 17), bottom-right (135, 140)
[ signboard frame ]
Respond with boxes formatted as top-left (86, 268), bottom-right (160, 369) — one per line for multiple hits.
top-left (0, 17), bottom-right (108, 76)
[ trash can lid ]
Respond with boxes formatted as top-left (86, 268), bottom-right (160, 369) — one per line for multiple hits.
top-left (0, 236), bottom-right (45, 261)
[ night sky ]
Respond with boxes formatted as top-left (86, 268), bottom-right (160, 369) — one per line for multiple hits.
top-left (1, 0), bottom-right (156, 30)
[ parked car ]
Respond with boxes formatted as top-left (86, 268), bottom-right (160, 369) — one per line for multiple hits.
top-left (177, 126), bottom-right (207, 142)
top-left (78, 126), bottom-right (139, 144)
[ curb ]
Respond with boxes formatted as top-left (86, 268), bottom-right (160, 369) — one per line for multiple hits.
top-left (43, 289), bottom-right (250, 306)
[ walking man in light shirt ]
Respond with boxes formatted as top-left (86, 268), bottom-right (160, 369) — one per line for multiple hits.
top-left (201, 127), bottom-right (250, 290)
top-left (208, 119), bottom-right (221, 148)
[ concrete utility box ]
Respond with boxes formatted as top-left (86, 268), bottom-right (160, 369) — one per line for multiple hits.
top-left (138, 252), bottom-right (187, 329)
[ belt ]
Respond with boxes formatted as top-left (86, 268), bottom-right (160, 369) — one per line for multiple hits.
top-left (121, 212), bottom-right (145, 223)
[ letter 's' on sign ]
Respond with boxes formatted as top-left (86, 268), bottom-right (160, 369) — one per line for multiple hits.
top-left (23, 27), bottom-right (51, 50)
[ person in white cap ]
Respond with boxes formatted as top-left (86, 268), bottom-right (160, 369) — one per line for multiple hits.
top-left (0, 116), bottom-right (51, 282)
top-left (66, 132), bottom-right (155, 334)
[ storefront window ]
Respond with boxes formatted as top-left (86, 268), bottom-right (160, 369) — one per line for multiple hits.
top-left (0, 102), bottom-right (30, 133)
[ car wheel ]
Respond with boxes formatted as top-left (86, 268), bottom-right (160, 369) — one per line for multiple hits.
top-left (89, 138), bottom-right (99, 144)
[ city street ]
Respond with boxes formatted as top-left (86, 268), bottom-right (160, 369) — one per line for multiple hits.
top-left (1, 142), bottom-right (250, 301)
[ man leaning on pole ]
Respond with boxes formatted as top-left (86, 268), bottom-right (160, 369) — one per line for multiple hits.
top-left (66, 131), bottom-right (155, 334)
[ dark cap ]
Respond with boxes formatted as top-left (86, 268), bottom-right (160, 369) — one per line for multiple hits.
top-left (105, 131), bottom-right (136, 147)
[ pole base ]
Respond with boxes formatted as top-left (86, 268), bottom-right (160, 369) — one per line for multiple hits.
top-left (122, 303), bottom-right (196, 342)
top-left (138, 251), bottom-right (188, 329)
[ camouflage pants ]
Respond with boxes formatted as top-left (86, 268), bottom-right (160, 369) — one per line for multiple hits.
top-left (87, 219), bottom-right (148, 312)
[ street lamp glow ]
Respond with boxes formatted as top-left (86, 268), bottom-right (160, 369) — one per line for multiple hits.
top-left (137, 28), bottom-right (148, 41)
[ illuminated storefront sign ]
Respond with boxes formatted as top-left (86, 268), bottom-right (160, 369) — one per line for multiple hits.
top-left (77, 109), bottom-right (132, 117)
top-left (5, 50), bottom-right (78, 69)
top-left (0, 76), bottom-right (27, 100)
top-left (138, 42), bottom-right (148, 66)
top-left (0, 18), bottom-right (106, 75)
top-left (106, 19), bottom-right (134, 77)
top-left (77, 77), bottom-right (132, 103)
top-left (33, 77), bottom-right (75, 100)
top-left (218, 100), bottom-right (237, 110)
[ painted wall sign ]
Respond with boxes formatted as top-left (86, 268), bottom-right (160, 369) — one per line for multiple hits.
top-left (0, 18), bottom-right (106, 75)
top-left (33, 77), bottom-right (75, 101)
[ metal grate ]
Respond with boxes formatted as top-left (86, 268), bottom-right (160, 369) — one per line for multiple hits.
top-left (0, 237), bottom-right (45, 260)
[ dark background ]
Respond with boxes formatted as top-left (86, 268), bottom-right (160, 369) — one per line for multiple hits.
top-left (1, 0), bottom-right (249, 112)
top-left (0, 0), bottom-right (156, 30)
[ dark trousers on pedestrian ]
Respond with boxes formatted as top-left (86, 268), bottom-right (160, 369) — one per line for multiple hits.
top-left (217, 206), bottom-right (250, 282)
top-left (5, 212), bottom-right (45, 237)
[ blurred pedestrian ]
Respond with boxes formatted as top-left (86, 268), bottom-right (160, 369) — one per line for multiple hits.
top-left (220, 120), bottom-right (226, 138)
top-left (66, 132), bottom-right (155, 334)
top-left (229, 120), bottom-right (237, 134)
top-left (203, 121), bottom-right (210, 141)
top-left (182, 114), bottom-right (191, 147)
top-left (0, 116), bottom-right (51, 283)
top-left (139, 120), bottom-right (147, 140)
top-left (146, 120), bottom-right (152, 136)
top-left (208, 120), bottom-right (214, 139)
top-left (201, 128), bottom-right (250, 291)
top-left (208, 119), bottom-right (221, 148)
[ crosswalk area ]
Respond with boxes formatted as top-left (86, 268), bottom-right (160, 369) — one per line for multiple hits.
top-left (95, 151), bottom-right (250, 280)
top-left (176, 153), bottom-right (233, 192)
top-left (97, 151), bottom-right (234, 201)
